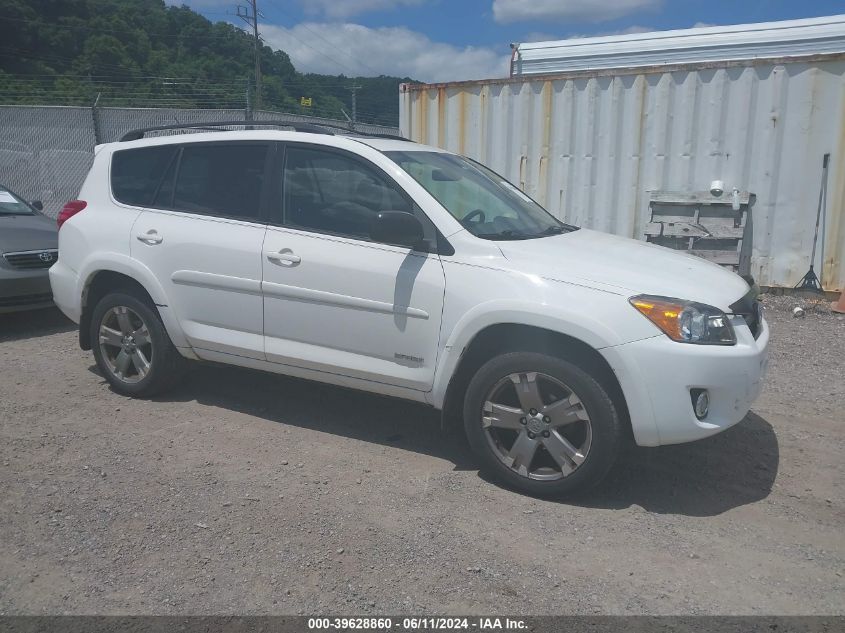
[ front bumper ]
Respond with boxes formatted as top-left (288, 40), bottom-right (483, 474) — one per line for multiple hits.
top-left (0, 267), bottom-right (54, 314)
top-left (602, 315), bottom-right (770, 446)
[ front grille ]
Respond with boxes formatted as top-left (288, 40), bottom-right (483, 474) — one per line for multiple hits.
top-left (3, 249), bottom-right (58, 269)
top-left (0, 292), bottom-right (53, 308)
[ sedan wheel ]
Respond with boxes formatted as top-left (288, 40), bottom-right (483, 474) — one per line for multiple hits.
top-left (482, 371), bottom-right (592, 481)
top-left (98, 305), bottom-right (153, 384)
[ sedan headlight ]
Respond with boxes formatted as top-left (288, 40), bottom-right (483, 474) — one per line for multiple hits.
top-left (629, 295), bottom-right (736, 345)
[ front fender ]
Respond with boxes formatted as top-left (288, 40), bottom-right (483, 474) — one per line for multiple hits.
top-left (430, 299), bottom-right (624, 409)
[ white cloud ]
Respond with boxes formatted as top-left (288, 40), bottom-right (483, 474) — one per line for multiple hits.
top-left (261, 22), bottom-right (509, 83)
top-left (493, 0), bottom-right (662, 24)
top-left (299, 0), bottom-right (426, 19)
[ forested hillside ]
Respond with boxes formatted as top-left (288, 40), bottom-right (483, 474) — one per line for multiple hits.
top-left (0, 0), bottom-right (413, 126)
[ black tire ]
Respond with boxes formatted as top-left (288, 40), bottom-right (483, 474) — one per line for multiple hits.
top-left (463, 352), bottom-right (621, 497)
top-left (90, 291), bottom-right (187, 397)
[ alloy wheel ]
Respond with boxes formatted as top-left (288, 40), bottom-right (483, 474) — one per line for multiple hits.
top-left (482, 371), bottom-right (592, 481)
top-left (98, 306), bottom-right (153, 384)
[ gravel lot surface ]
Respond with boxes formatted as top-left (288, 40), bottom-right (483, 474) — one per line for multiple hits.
top-left (0, 297), bottom-right (843, 615)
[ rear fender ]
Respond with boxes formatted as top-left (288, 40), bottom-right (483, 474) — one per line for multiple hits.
top-left (78, 253), bottom-right (190, 349)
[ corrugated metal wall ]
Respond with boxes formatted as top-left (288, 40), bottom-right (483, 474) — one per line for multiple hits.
top-left (400, 56), bottom-right (845, 291)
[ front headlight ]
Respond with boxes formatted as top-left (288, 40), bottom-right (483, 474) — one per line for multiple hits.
top-left (629, 295), bottom-right (736, 345)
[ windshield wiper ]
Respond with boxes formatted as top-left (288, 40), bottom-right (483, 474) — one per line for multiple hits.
top-left (539, 225), bottom-right (566, 235)
top-left (476, 226), bottom-right (571, 240)
top-left (475, 229), bottom-right (535, 240)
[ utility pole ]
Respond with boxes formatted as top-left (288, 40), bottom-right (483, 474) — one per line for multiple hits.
top-left (237, 1), bottom-right (261, 109)
top-left (348, 84), bottom-right (361, 131)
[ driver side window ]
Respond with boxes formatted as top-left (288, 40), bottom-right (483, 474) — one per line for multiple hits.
top-left (283, 146), bottom-right (413, 241)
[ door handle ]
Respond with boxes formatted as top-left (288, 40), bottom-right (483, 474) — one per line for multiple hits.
top-left (136, 230), bottom-right (163, 245)
top-left (266, 249), bottom-right (301, 266)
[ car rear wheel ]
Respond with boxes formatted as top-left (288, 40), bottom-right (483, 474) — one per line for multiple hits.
top-left (90, 292), bottom-right (186, 397)
top-left (463, 352), bottom-right (621, 497)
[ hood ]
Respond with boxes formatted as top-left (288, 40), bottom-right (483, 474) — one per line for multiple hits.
top-left (497, 228), bottom-right (750, 310)
top-left (0, 212), bottom-right (58, 254)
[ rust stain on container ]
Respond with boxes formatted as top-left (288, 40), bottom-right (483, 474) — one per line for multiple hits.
top-left (630, 75), bottom-right (648, 239)
top-left (458, 92), bottom-right (467, 155)
top-left (437, 87), bottom-right (446, 149)
top-left (823, 98), bottom-right (845, 291)
top-left (416, 90), bottom-right (428, 144)
top-left (519, 155), bottom-right (527, 191)
top-left (537, 81), bottom-right (553, 206)
top-left (479, 85), bottom-right (489, 158)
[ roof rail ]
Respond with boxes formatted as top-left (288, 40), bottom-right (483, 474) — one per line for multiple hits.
top-left (293, 121), bottom-right (410, 142)
top-left (118, 120), bottom-right (409, 142)
top-left (119, 120), bottom-right (336, 142)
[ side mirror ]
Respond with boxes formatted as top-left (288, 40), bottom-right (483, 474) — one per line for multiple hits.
top-left (370, 211), bottom-right (425, 249)
top-left (31, 200), bottom-right (43, 211)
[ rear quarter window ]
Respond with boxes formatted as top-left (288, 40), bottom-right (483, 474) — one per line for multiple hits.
top-left (111, 146), bottom-right (177, 207)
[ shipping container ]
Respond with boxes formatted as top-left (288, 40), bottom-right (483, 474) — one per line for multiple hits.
top-left (399, 17), bottom-right (845, 291)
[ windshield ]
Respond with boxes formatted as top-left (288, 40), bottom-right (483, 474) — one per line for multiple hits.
top-left (385, 151), bottom-right (576, 240)
top-left (0, 188), bottom-right (33, 215)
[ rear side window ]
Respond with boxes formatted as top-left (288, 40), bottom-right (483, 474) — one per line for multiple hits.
top-left (173, 144), bottom-right (267, 220)
top-left (111, 146), bottom-right (177, 207)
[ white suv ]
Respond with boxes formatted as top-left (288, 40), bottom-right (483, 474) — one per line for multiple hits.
top-left (50, 123), bottom-right (769, 497)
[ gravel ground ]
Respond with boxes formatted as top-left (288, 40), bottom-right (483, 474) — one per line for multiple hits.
top-left (0, 297), bottom-right (842, 615)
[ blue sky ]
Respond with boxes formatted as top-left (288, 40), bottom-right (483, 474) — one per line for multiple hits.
top-left (174, 0), bottom-right (845, 81)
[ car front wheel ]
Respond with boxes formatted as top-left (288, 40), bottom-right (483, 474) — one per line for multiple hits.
top-left (463, 352), bottom-right (621, 497)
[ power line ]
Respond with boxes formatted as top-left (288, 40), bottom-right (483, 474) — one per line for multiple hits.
top-left (236, 1), bottom-right (262, 109)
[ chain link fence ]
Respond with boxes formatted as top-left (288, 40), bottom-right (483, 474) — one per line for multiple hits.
top-left (0, 105), bottom-right (401, 218)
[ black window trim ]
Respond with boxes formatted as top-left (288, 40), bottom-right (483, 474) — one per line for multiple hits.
top-left (111, 140), bottom-right (274, 225)
top-left (111, 145), bottom-right (179, 210)
top-left (272, 141), bottom-right (453, 255)
top-left (150, 146), bottom-right (180, 209)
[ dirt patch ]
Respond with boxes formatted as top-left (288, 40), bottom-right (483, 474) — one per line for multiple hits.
top-left (0, 303), bottom-right (842, 615)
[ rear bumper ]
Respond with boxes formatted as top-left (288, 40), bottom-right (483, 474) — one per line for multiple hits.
top-left (0, 268), bottom-right (54, 314)
top-left (48, 260), bottom-right (81, 323)
top-left (602, 316), bottom-right (769, 446)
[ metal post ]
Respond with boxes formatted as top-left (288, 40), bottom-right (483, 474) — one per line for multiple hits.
top-left (245, 81), bottom-right (253, 121)
top-left (237, 1), bottom-right (261, 110)
top-left (251, 0), bottom-right (261, 110)
top-left (91, 92), bottom-right (102, 146)
top-left (348, 84), bottom-right (361, 131)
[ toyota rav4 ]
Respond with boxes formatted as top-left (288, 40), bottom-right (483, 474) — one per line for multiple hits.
top-left (49, 124), bottom-right (769, 496)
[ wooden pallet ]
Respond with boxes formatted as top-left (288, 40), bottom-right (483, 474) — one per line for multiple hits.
top-left (644, 190), bottom-right (755, 276)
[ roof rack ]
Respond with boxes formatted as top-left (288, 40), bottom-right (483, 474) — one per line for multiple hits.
top-left (119, 120), bottom-right (409, 142)
top-left (294, 121), bottom-right (410, 142)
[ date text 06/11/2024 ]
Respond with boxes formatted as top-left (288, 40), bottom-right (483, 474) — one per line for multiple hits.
top-left (306, 617), bottom-right (528, 630)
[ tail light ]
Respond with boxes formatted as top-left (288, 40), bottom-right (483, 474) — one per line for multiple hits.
top-left (57, 200), bottom-right (87, 229)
